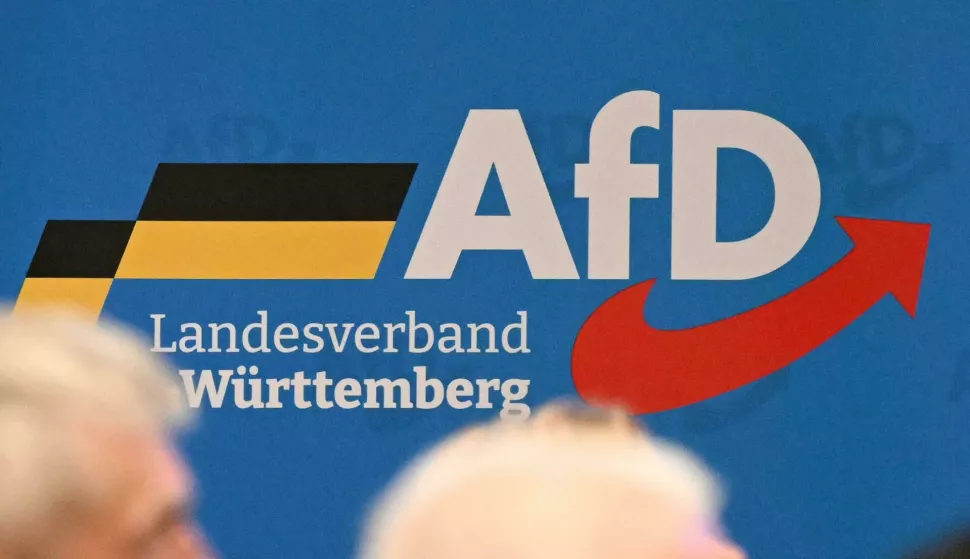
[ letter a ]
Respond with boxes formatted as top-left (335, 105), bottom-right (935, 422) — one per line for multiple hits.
top-left (405, 110), bottom-right (579, 279)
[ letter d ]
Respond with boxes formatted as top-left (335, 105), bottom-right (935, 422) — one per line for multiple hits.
top-left (671, 111), bottom-right (821, 280)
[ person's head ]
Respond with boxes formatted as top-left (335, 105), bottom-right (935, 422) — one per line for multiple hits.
top-left (0, 309), bottom-right (213, 559)
top-left (907, 529), bottom-right (970, 559)
top-left (359, 402), bottom-right (745, 559)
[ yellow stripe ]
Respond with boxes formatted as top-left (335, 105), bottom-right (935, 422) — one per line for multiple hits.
top-left (14, 278), bottom-right (113, 319)
top-left (115, 221), bottom-right (395, 279)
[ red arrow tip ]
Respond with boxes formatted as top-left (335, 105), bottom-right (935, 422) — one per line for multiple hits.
top-left (835, 217), bottom-right (931, 318)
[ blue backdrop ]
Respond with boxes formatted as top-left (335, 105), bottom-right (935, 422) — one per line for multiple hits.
top-left (2, 2), bottom-right (969, 558)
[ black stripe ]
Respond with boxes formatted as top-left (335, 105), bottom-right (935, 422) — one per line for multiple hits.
top-left (138, 163), bottom-right (417, 221)
top-left (26, 221), bottom-right (135, 278)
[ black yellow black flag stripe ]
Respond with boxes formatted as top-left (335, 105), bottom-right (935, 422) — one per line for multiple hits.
top-left (16, 163), bottom-right (417, 318)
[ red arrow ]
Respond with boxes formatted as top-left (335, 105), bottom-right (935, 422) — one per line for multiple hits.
top-left (571, 217), bottom-right (931, 414)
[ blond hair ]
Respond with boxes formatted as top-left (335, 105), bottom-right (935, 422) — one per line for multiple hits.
top-left (0, 308), bottom-right (190, 545)
top-left (360, 401), bottom-right (724, 559)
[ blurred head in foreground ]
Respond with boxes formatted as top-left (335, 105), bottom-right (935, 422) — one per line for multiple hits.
top-left (0, 309), bottom-right (212, 559)
top-left (906, 529), bottom-right (970, 559)
top-left (360, 402), bottom-right (745, 559)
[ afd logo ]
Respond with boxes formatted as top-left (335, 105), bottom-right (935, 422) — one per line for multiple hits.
top-left (16, 90), bottom-right (931, 414)
top-left (406, 91), bottom-right (930, 414)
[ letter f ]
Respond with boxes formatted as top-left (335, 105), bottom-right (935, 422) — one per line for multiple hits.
top-left (575, 91), bottom-right (661, 279)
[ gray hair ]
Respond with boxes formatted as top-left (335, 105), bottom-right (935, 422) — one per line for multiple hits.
top-left (360, 402), bottom-right (724, 559)
top-left (0, 308), bottom-right (190, 546)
